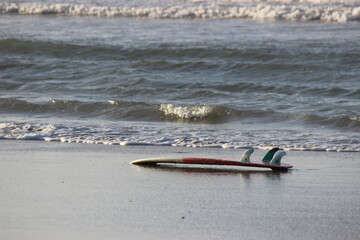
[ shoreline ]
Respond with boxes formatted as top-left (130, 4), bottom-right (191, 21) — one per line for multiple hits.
top-left (2, 136), bottom-right (360, 153)
top-left (1, 140), bottom-right (359, 240)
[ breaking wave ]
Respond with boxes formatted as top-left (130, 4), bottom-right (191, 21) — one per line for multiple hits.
top-left (0, 98), bottom-right (238, 123)
top-left (1, 97), bottom-right (359, 130)
top-left (159, 104), bottom-right (229, 122)
top-left (1, 2), bottom-right (360, 22)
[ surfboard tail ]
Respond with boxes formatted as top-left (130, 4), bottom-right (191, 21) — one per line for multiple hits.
top-left (262, 148), bottom-right (280, 162)
top-left (270, 151), bottom-right (286, 165)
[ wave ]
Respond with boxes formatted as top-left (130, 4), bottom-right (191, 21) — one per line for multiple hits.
top-left (0, 39), bottom-right (118, 60)
top-left (0, 39), bottom-right (249, 62)
top-left (3, 37), bottom-right (359, 58)
top-left (0, 97), bottom-right (286, 124)
top-left (0, 97), bottom-right (240, 123)
top-left (3, 39), bottom-right (359, 77)
top-left (0, 98), bottom-right (159, 121)
top-left (2, 38), bottom-right (359, 65)
top-left (159, 103), bottom-right (238, 123)
top-left (1, 2), bottom-right (360, 22)
top-left (292, 112), bottom-right (360, 130)
top-left (1, 97), bottom-right (359, 130)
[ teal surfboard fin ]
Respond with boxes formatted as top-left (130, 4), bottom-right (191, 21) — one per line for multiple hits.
top-left (262, 148), bottom-right (280, 162)
top-left (270, 151), bottom-right (286, 165)
top-left (240, 148), bottom-right (254, 163)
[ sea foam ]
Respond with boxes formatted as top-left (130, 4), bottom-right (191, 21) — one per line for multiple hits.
top-left (1, 2), bottom-right (360, 22)
top-left (1, 122), bottom-right (359, 152)
top-left (159, 104), bottom-right (214, 120)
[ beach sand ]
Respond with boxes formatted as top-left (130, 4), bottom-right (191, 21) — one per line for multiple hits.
top-left (1, 140), bottom-right (359, 240)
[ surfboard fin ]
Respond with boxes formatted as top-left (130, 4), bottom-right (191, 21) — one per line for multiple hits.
top-left (240, 148), bottom-right (254, 163)
top-left (270, 151), bottom-right (286, 165)
top-left (262, 148), bottom-right (280, 162)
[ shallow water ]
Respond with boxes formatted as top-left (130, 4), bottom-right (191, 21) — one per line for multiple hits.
top-left (1, 0), bottom-right (360, 151)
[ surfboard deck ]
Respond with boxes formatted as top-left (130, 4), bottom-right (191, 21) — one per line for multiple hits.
top-left (130, 157), bottom-right (293, 171)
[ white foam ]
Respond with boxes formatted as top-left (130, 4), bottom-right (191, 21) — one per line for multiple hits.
top-left (44, 137), bottom-right (60, 142)
top-left (159, 104), bottom-right (213, 119)
top-left (107, 100), bottom-right (119, 105)
top-left (1, 2), bottom-right (360, 22)
top-left (16, 134), bottom-right (51, 140)
top-left (1, 122), bottom-right (359, 152)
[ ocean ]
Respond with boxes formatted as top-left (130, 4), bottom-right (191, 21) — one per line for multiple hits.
top-left (0, 0), bottom-right (359, 152)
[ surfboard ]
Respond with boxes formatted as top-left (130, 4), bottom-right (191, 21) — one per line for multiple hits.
top-left (130, 148), bottom-right (293, 172)
top-left (130, 157), bottom-right (292, 171)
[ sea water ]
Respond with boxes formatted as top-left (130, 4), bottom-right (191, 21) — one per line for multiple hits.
top-left (0, 0), bottom-right (359, 152)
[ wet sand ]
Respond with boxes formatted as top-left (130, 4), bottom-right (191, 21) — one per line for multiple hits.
top-left (0, 140), bottom-right (359, 240)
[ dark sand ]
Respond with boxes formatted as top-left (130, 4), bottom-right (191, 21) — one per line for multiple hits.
top-left (1, 140), bottom-right (359, 240)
